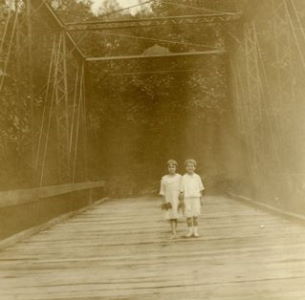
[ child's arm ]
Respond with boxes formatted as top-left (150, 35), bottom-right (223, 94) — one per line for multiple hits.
top-left (178, 176), bottom-right (184, 201)
top-left (199, 176), bottom-right (205, 205)
top-left (159, 177), bottom-right (165, 197)
top-left (200, 190), bottom-right (204, 205)
top-left (178, 177), bottom-right (185, 210)
top-left (159, 178), bottom-right (167, 209)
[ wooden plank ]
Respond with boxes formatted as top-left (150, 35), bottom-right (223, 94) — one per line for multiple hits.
top-left (0, 180), bottom-right (105, 208)
top-left (0, 195), bottom-right (304, 299)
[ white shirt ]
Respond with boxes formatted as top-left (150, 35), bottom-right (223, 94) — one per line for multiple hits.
top-left (160, 174), bottom-right (181, 203)
top-left (180, 173), bottom-right (204, 197)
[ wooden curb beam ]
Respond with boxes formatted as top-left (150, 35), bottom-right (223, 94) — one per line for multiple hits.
top-left (228, 192), bottom-right (305, 223)
top-left (0, 180), bottom-right (105, 208)
top-left (0, 197), bottom-right (109, 251)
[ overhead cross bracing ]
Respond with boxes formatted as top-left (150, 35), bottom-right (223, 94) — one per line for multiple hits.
top-left (85, 49), bottom-right (226, 62)
top-left (30, 0), bottom-right (85, 62)
top-left (65, 12), bottom-right (242, 32)
top-left (0, 0), bottom-right (243, 188)
top-left (28, 0), bottom-right (241, 62)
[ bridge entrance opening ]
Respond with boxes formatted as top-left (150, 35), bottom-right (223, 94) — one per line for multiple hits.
top-left (1, 0), bottom-right (305, 229)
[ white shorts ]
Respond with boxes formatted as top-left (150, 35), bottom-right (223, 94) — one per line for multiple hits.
top-left (184, 197), bottom-right (201, 218)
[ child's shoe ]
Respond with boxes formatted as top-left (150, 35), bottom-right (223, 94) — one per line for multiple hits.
top-left (170, 233), bottom-right (177, 240)
top-left (193, 226), bottom-right (199, 237)
top-left (185, 227), bottom-right (193, 238)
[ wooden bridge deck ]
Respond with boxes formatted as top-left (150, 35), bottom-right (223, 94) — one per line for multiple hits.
top-left (0, 195), bottom-right (305, 300)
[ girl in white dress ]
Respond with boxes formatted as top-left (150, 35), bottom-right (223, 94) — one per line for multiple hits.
top-left (180, 159), bottom-right (204, 238)
top-left (160, 160), bottom-right (182, 239)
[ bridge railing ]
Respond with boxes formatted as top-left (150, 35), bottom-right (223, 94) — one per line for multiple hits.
top-left (0, 181), bottom-right (106, 242)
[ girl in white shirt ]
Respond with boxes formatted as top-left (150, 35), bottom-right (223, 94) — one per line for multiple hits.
top-left (160, 160), bottom-right (182, 239)
top-left (180, 159), bottom-right (204, 237)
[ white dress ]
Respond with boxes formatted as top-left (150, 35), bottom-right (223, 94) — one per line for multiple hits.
top-left (160, 174), bottom-right (181, 220)
top-left (180, 173), bottom-right (204, 217)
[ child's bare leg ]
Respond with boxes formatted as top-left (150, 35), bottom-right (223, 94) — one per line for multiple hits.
top-left (186, 217), bottom-right (193, 237)
top-left (193, 217), bottom-right (199, 237)
top-left (173, 219), bottom-right (177, 234)
top-left (169, 220), bottom-right (173, 232)
top-left (170, 220), bottom-right (175, 234)
top-left (169, 220), bottom-right (177, 238)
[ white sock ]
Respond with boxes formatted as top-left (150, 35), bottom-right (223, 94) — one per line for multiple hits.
top-left (188, 227), bottom-right (193, 234)
top-left (193, 226), bottom-right (198, 235)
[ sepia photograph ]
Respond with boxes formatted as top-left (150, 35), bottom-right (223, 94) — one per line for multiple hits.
top-left (0, 0), bottom-right (305, 299)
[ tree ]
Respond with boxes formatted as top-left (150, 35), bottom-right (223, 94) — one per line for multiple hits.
top-left (78, 0), bottom-right (230, 192)
top-left (0, 0), bottom-right (231, 192)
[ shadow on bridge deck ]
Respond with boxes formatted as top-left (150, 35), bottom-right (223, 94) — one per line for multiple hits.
top-left (0, 196), bottom-right (305, 300)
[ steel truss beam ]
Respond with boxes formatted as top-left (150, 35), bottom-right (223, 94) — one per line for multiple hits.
top-left (86, 49), bottom-right (225, 62)
top-left (66, 12), bottom-right (242, 32)
top-left (36, 33), bottom-right (87, 184)
top-left (30, 0), bottom-right (85, 62)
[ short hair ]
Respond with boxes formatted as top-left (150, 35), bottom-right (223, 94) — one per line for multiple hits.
top-left (167, 159), bottom-right (178, 166)
top-left (184, 159), bottom-right (197, 167)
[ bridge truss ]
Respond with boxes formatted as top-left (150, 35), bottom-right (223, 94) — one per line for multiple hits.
top-left (228, 0), bottom-right (305, 205)
top-left (0, 0), bottom-right (242, 187)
